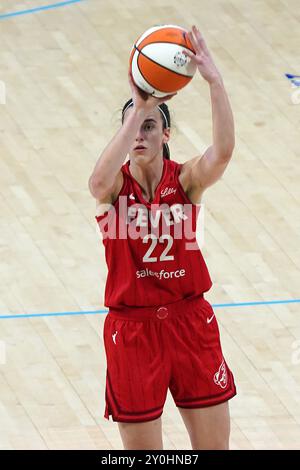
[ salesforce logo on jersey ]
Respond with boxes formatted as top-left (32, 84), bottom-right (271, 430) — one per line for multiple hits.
top-left (96, 196), bottom-right (205, 250)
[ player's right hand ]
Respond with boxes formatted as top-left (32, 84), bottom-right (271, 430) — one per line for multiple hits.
top-left (128, 70), bottom-right (177, 112)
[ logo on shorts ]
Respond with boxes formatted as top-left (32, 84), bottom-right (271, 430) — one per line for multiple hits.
top-left (207, 313), bottom-right (215, 324)
top-left (112, 331), bottom-right (118, 344)
top-left (213, 359), bottom-right (228, 389)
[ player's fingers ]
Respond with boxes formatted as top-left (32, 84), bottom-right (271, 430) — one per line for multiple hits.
top-left (182, 49), bottom-right (195, 59)
top-left (188, 30), bottom-right (202, 54)
top-left (192, 25), bottom-right (209, 55)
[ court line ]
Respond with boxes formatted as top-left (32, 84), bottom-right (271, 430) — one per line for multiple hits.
top-left (0, 0), bottom-right (85, 20)
top-left (0, 298), bottom-right (299, 320)
top-left (0, 5), bottom-right (296, 318)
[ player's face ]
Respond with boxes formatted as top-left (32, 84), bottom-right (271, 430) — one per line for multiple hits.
top-left (124, 107), bottom-right (170, 160)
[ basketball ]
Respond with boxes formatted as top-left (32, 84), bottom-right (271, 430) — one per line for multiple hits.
top-left (129, 24), bottom-right (197, 98)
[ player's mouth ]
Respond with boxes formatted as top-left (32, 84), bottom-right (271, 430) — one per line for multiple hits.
top-left (134, 145), bottom-right (147, 151)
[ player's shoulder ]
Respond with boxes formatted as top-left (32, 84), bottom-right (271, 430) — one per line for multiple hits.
top-left (166, 158), bottom-right (189, 190)
top-left (170, 158), bottom-right (203, 201)
top-left (164, 158), bottom-right (182, 177)
top-left (167, 157), bottom-right (188, 172)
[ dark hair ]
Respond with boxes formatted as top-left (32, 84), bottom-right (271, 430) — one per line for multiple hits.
top-left (121, 98), bottom-right (171, 160)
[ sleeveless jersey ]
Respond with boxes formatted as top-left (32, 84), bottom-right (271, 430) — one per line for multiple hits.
top-left (95, 158), bottom-right (212, 308)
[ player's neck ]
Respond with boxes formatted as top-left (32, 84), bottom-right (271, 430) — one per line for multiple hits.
top-left (129, 157), bottom-right (164, 198)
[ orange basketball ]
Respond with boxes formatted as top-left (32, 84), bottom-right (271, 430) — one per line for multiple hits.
top-left (129, 25), bottom-right (197, 98)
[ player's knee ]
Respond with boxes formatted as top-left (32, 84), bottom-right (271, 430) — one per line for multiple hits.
top-left (118, 419), bottom-right (163, 450)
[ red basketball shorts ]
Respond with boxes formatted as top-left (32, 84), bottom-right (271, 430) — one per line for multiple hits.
top-left (103, 294), bottom-right (237, 423)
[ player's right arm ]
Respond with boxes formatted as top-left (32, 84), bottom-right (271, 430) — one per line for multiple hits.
top-left (88, 72), bottom-right (176, 203)
top-left (88, 107), bottom-right (148, 202)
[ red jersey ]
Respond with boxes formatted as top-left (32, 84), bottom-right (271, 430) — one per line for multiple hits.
top-left (95, 158), bottom-right (212, 308)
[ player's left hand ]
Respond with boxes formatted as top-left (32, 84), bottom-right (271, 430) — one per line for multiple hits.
top-left (183, 25), bottom-right (222, 85)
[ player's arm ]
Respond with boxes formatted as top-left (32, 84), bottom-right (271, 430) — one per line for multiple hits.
top-left (185, 79), bottom-right (234, 191)
top-left (88, 107), bottom-right (147, 200)
top-left (182, 26), bottom-right (235, 191)
top-left (88, 72), bottom-right (176, 200)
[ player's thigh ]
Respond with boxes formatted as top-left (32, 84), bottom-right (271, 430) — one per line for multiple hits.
top-left (117, 416), bottom-right (163, 450)
top-left (178, 401), bottom-right (230, 450)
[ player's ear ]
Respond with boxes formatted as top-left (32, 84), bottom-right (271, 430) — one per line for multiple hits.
top-left (163, 127), bottom-right (170, 143)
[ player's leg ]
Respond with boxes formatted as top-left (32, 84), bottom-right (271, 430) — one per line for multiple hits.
top-left (178, 401), bottom-right (230, 450)
top-left (117, 416), bottom-right (163, 450)
top-left (103, 312), bottom-right (169, 449)
top-left (167, 296), bottom-right (236, 450)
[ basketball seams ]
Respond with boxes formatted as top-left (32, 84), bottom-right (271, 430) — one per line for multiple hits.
top-left (129, 25), bottom-right (197, 97)
top-left (135, 45), bottom-right (194, 79)
top-left (135, 41), bottom-right (195, 56)
top-left (136, 49), bottom-right (193, 94)
top-left (135, 24), bottom-right (188, 49)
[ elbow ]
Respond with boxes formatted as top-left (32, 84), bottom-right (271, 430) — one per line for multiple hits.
top-left (226, 132), bottom-right (235, 156)
top-left (88, 174), bottom-right (103, 198)
top-left (220, 138), bottom-right (235, 161)
top-left (217, 148), bottom-right (234, 163)
top-left (229, 132), bottom-right (235, 155)
top-left (213, 132), bottom-right (235, 162)
top-left (88, 174), bottom-right (96, 192)
top-left (227, 142), bottom-right (235, 160)
top-left (230, 134), bottom-right (235, 154)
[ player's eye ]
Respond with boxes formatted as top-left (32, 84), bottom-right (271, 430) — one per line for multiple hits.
top-left (144, 123), bottom-right (154, 131)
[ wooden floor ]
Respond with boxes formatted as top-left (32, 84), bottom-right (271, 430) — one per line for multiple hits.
top-left (0, 0), bottom-right (300, 449)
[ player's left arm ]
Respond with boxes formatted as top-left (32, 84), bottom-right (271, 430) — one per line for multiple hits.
top-left (182, 26), bottom-right (235, 191)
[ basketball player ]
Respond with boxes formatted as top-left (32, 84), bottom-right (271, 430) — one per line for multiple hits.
top-left (89, 26), bottom-right (236, 450)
